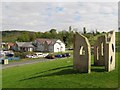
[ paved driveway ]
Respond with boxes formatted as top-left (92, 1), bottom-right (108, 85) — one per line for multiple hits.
top-left (2, 58), bottom-right (55, 69)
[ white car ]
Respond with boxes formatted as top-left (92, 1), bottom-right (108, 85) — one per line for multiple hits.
top-left (43, 53), bottom-right (49, 57)
top-left (35, 53), bottom-right (43, 57)
top-left (26, 55), bottom-right (37, 58)
top-left (26, 53), bottom-right (49, 58)
top-left (26, 55), bottom-right (33, 58)
top-left (31, 55), bottom-right (38, 58)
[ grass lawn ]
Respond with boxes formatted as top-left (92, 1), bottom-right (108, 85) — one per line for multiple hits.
top-left (2, 52), bottom-right (119, 88)
top-left (8, 57), bottom-right (45, 63)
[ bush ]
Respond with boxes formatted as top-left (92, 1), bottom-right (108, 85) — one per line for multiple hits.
top-left (14, 52), bottom-right (25, 59)
top-left (14, 52), bottom-right (35, 59)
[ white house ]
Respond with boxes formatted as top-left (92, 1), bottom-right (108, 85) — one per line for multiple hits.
top-left (33, 38), bottom-right (65, 52)
top-left (53, 40), bottom-right (65, 52)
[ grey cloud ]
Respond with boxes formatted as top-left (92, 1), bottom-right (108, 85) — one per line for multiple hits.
top-left (2, 2), bottom-right (118, 32)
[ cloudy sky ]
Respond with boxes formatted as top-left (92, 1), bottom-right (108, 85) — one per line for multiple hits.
top-left (2, 2), bottom-right (118, 32)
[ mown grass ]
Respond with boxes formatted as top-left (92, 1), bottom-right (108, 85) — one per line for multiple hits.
top-left (2, 52), bottom-right (118, 88)
top-left (8, 57), bottom-right (45, 63)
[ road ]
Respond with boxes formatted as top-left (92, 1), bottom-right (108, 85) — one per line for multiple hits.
top-left (2, 58), bottom-right (56, 69)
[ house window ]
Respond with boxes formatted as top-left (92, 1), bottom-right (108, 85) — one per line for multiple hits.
top-left (61, 46), bottom-right (63, 51)
top-left (57, 48), bottom-right (59, 52)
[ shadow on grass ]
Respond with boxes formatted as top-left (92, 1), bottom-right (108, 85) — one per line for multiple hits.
top-left (91, 68), bottom-right (105, 72)
top-left (20, 69), bottom-right (81, 81)
top-left (20, 65), bottom-right (105, 81)
top-left (20, 65), bottom-right (81, 81)
top-left (91, 64), bottom-right (105, 72)
top-left (34, 65), bottom-right (73, 75)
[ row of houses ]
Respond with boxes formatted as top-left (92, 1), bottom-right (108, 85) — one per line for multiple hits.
top-left (1, 38), bottom-right (65, 52)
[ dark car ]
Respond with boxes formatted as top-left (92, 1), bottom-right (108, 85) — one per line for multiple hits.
top-left (6, 54), bottom-right (14, 57)
top-left (65, 53), bottom-right (71, 57)
top-left (55, 54), bottom-right (62, 58)
top-left (62, 54), bottom-right (66, 57)
top-left (45, 54), bottom-right (55, 59)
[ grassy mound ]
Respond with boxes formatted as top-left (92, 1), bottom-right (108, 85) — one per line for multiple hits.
top-left (2, 52), bottom-right (118, 88)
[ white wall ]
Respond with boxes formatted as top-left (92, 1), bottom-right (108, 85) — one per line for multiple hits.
top-left (54, 43), bottom-right (60, 52)
top-left (60, 42), bottom-right (65, 52)
top-left (35, 39), bottom-right (65, 52)
top-left (54, 41), bottom-right (65, 52)
top-left (28, 48), bottom-right (33, 52)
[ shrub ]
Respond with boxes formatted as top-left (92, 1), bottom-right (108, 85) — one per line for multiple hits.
top-left (14, 52), bottom-right (35, 59)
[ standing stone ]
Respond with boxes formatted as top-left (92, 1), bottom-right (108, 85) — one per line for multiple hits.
top-left (73, 33), bottom-right (91, 73)
top-left (94, 30), bottom-right (115, 72)
top-left (105, 31), bottom-right (115, 72)
top-left (94, 35), bottom-right (106, 66)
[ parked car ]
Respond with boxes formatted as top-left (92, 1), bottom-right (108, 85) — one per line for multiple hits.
top-left (31, 55), bottom-right (38, 58)
top-left (43, 53), bottom-right (49, 57)
top-left (65, 53), bottom-right (71, 57)
top-left (45, 54), bottom-right (55, 59)
top-left (26, 54), bottom-right (38, 58)
top-left (26, 53), bottom-right (49, 58)
top-left (6, 54), bottom-right (14, 57)
top-left (4, 51), bottom-right (14, 55)
top-left (35, 53), bottom-right (43, 57)
top-left (68, 48), bottom-right (73, 50)
top-left (7, 57), bottom-right (20, 60)
top-left (26, 55), bottom-right (33, 58)
top-left (62, 54), bottom-right (66, 57)
top-left (55, 54), bottom-right (62, 58)
top-left (0, 51), bottom-right (5, 62)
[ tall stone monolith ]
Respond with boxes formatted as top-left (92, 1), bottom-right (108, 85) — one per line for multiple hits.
top-left (73, 33), bottom-right (91, 73)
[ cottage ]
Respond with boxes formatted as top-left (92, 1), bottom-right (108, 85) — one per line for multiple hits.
top-left (1, 42), bottom-right (7, 50)
top-left (0, 42), bottom-right (16, 51)
top-left (33, 38), bottom-right (65, 52)
top-left (7, 42), bottom-right (15, 50)
top-left (15, 42), bottom-right (35, 52)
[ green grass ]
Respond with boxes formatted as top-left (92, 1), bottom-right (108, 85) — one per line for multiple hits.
top-left (0, 66), bottom-right (2, 89)
top-left (0, 58), bottom-right (41, 64)
top-left (48, 50), bottom-right (73, 55)
top-left (8, 57), bottom-right (45, 63)
top-left (2, 52), bottom-right (119, 88)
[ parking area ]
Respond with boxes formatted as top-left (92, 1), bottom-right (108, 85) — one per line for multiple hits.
top-left (2, 55), bottom-right (72, 69)
top-left (2, 58), bottom-right (55, 69)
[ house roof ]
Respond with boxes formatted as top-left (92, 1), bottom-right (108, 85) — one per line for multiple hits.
top-left (8, 42), bottom-right (15, 46)
top-left (35, 38), bottom-right (58, 45)
top-left (16, 42), bottom-right (34, 48)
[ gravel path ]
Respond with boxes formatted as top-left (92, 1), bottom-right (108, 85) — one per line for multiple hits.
top-left (2, 58), bottom-right (55, 69)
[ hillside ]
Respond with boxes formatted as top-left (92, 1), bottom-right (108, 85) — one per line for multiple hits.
top-left (1, 31), bottom-right (35, 42)
top-left (1, 30), bottom-right (120, 48)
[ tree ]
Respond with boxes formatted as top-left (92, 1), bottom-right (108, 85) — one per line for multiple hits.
top-left (96, 29), bottom-right (100, 34)
top-left (83, 27), bottom-right (87, 34)
top-left (43, 32), bottom-right (51, 38)
top-left (49, 29), bottom-right (58, 39)
top-left (92, 30), bottom-right (95, 36)
top-left (17, 32), bottom-right (30, 42)
top-left (29, 33), bottom-right (36, 41)
top-left (69, 26), bottom-right (72, 32)
top-left (50, 29), bottom-right (57, 34)
top-left (35, 32), bottom-right (42, 38)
